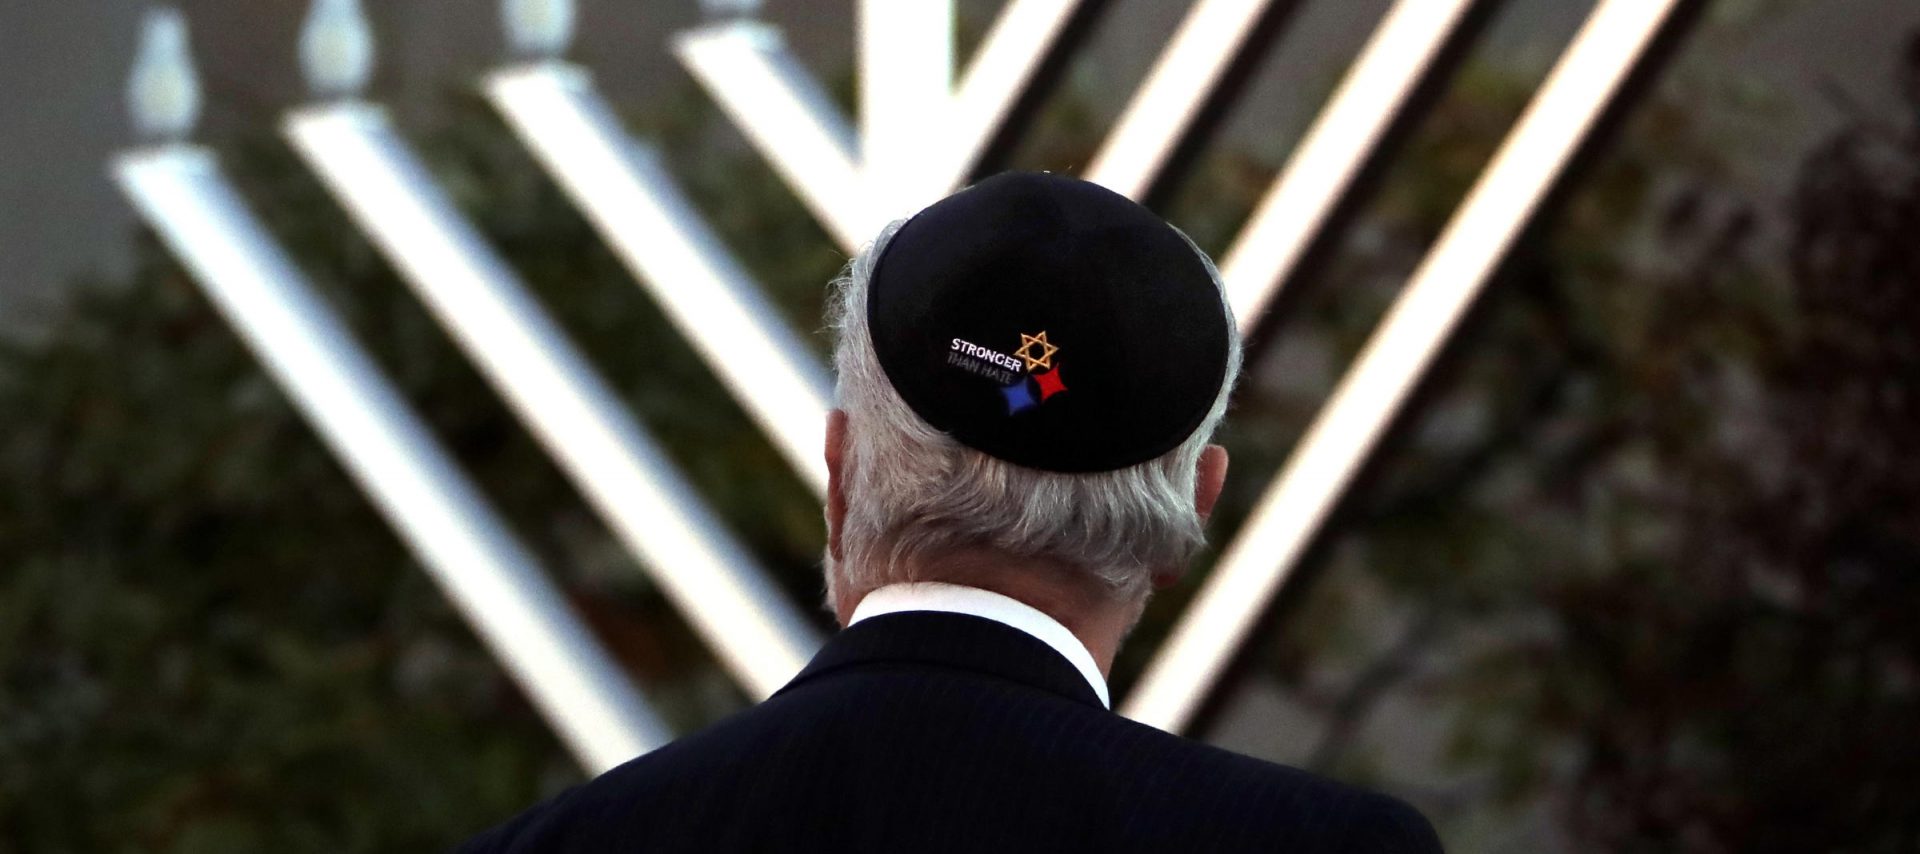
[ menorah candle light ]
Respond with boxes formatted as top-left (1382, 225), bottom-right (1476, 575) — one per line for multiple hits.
top-left (111, 6), bottom-right (667, 773)
top-left (484, 0), bottom-right (831, 497)
top-left (278, 0), bottom-right (821, 701)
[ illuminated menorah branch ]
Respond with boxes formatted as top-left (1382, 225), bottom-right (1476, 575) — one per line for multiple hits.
top-left (281, 0), bottom-right (821, 701)
top-left (674, 0), bottom-right (1101, 249)
top-left (1079, 0), bottom-right (1293, 202)
top-left (675, 0), bottom-right (1697, 732)
top-left (483, 50), bottom-right (831, 497)
top-left (113, 7), bottom-right (666, 773)
top-left (667, 0), bottom-right (1498, 727)
top-left (1122, 0), bottom-right (1702, 732)
top-left (671, 0), bottom-right (1480, 337)
top-left (1216, 0), bottom-right (1488, 335)
top-left (120, 0), bottom-right (1705, 757)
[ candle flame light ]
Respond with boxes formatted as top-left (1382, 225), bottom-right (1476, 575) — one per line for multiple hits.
top-left (503, 0), bottom-right (577, 58)
top-left (128, 6), bottom-right (201, 141)
top-left (301, 0), bottom-right (375, 98)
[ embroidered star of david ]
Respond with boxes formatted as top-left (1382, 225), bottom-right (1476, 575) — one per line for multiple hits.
top-left (1014, 331), bottom-right (1059, 371)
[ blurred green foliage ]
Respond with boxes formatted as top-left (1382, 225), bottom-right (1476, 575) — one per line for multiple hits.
top-left (0, 87), bottom-right (849, 850)
top-left (1170, 25), bottom-right (1920, 853)
top-left (3, 15), bottom-right (1919, 854)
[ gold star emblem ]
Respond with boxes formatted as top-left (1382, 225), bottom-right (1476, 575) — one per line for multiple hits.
top-left (1014, 330), bottom-right (1059, 371)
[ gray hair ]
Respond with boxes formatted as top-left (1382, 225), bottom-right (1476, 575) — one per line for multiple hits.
top-left (825, 220), bottom-right (1243, 604)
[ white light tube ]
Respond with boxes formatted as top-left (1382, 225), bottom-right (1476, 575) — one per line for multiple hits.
top-left (676, 3), bottom-right (1096, 239)
top-left (1085, 0), bottom-right (1280, 200)
top-left (1221, 0), bottom-right (1483, 333)
top-left (935, 0), bottom-right (1090, 195)
top-left (1124, 0), bottom-right (1692, 733)
top-left (485, 63), bottom-right (831, 498)
top-left (859, 0), bottom-right (954, 222)
top-left (115, 145), bottom-right (667, 773)
top-left (673, 22), bottom-right (871, 250)
top-left (284, 103), bottom-right (822, 699)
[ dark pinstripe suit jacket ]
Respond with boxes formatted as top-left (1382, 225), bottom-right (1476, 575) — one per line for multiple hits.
top-left (458, 611), bottom-right (1443, 853)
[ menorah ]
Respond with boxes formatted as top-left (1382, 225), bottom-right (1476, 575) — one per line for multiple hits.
top-left (115, 0), bottom-right (1694, 774)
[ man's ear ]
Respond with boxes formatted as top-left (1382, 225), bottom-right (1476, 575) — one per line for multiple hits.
top-left (1195, 444), bottom-right (1229, 521)
top-left (825, 410), bottom-right (849, 561)
top-left (1153, 444), bottom-right (1230, 590)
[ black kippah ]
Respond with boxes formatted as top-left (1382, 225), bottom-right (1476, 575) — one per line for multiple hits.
top-left (865, 171), bottom-right (1231, 473)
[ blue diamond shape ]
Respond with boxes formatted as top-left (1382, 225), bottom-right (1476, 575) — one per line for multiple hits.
top-left (1001, 379), bottom-right (1037, 414)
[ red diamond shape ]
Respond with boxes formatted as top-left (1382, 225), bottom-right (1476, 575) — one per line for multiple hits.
top-left (1033, 367), bottom-right (1067, 401)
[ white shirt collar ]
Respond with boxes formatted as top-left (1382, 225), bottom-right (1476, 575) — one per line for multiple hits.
top-left (849, 582), bottom-right (1111, 708)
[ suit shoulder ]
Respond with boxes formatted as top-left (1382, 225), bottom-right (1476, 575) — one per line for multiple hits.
top-left (1339, 790), bottom-right (1444, 853)
top-left (1098, 711), bottom-right (1323, 785)
top-left (1100, 716), bottom-right (1441, 852)
top-left (452, 702), bottom-right (786, 852)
